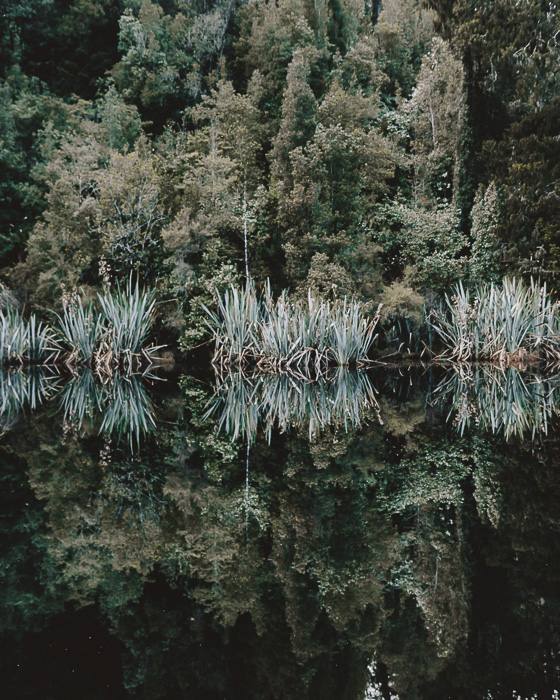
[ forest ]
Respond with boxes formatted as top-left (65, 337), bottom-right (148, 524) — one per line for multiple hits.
top-left (2, 4), bottom-right (560, 696)
top-left (1, 0), bottom-right (559, 357)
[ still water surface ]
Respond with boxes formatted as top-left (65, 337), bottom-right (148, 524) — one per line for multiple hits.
top-left (1, 366), bottom-right (559, 699)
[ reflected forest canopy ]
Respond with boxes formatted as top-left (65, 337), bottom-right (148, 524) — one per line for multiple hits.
top-left (3, 364), bottom-right (560, 698)
top-left (2, 0), bottom-right (560, 698)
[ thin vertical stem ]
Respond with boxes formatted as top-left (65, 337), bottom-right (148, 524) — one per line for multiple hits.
top-left (243, 179), bottom-right (249, 281)
top-left (245, 441), bottom-right (250, 541)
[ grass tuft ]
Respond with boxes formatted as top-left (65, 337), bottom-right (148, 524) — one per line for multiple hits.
top-left (430, 278), bottom-right (560, 363)
top-left (0, 309), bottom-right (58, 365)
top-left (205, 281), bottom-right (381, 372)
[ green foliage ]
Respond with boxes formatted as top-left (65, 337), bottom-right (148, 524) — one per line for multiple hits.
top-left (426, 0), bottom-right (560, 272)
top-left (22, 126), bottom-right (164, 303)
top-left (404, 37), bottom-right (465, 203)
top-left (95, 82), bottom-right (142, 152)
top-left (268, 54), bottom-right (397, 290)
top-left (373, 0), bottom-right (435, 100)
top-left (468, 181), bottom-right (502, 282)
top-left (234, 0), bottom-right (326, 114)
top-left (379, 278), bottom-right (425, 325)
top-left (178, 257), bottom-right (242, 353)
top-left (114, 0), bottom-right (192, 111)
top-left (95, 143), bottom-right (166, 280)
top-left (374, 200), bottom-right (467, 291)
top-left (482, 105), bottom-right (560, 271)
top-left (0, 76), bottom-right (69, 265)
top-left (1, 0), bottom-right (122, 97)
top-left (2, 0), bottom-right (559, 353)
top-left (112, 0), bottom-right (237, 125)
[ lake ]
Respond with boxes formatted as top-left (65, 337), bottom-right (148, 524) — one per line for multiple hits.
top-left (1, 365), bottom-right (559, 699)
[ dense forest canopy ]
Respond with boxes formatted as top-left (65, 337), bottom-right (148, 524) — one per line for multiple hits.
top-left (1, 0), bottom-right (559, 348)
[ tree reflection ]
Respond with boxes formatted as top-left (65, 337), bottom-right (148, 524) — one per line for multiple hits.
top-left (1, 369), bottom-right (560, 698)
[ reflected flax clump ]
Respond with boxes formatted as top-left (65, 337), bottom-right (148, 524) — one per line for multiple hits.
top-left (0, 367), bottom-right (157, 447)
top-left (60, 369), bottom-right (157, 448)
top-left (0, 367), bottom-right (60, 431)
top-left (208, 363), bottom-right (560, 445)
top-left (432, 364), bottom-right (560, 439)
top-left (204, 368), bottom-right (383, 443)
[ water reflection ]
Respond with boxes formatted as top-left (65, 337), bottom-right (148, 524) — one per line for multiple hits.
top-left (432, 364), bottom-right (560, 439)
top-left (0, 367), bottom-right (58, 427)
top-left (205, 368), bottom-right (383, 443)
top-left (206, 365), bottom-right (560, 442)
top-left (1, 366), bottom-right (560, 698)
top-left (0, 367), bottom-right (158, 446)
top-left (61, 369), bottom-right (157, 447)
top-left (4, 365), bottom-right (560, 445)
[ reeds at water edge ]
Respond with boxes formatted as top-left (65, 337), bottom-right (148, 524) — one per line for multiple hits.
top-left (56, 298), bottom-right (104, 365)
top-left (0, 309), bottom-right (58, 365)
top-left (97, 282), bottom-right (162, 370)
top-left (430, 278), bottom-right (560, 363)
top-left (204, 281), bottom-right (381, 372)
top-left (0, 281), bottom-right (161, 371)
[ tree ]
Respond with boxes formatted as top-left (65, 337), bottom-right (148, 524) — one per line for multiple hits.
top-left (373, 200), bottom-right (467, 291)
top-left (425, 0), bottom-right (560, 272)
top-left (113, 0), bottom-right (238, 127)
top-left (404, 37), bottom-right (465, 205)
top-left (20, 101), bottom-right (160, 303)
top-left (95, 143), bottom-right (166, 280)
top-left (233, 0), bottom-right (325, 114)
top-left (1, 0), bottom-right (123, 98)
top-left (372, 0), bottom-right (435, 101)
top-left (164, 76), bottom-right (264, 283)
top-left (270, 56), bottom-right (396, 291)
top-left (469, 181), bottom-right (502, 282)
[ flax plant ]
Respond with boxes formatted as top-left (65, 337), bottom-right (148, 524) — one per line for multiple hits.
top-left (0, 309), bottom-right (27, 364)
top-left (55, 298), bottom-right (105, 364)
top-left (205, 281), bottom-right (380, 371)
top-left (98, 280), bottom-right (161, 369)
top-left (0, 309), bottom-right (58, 365)
top-left (258, 288), bottom-right (299, 367)
top-left (431, 278), bottom-right (559, 363)
top-left (328, 299), bottom-right (380, 366)
top-left (203, 281), bottom-right (260, 365)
